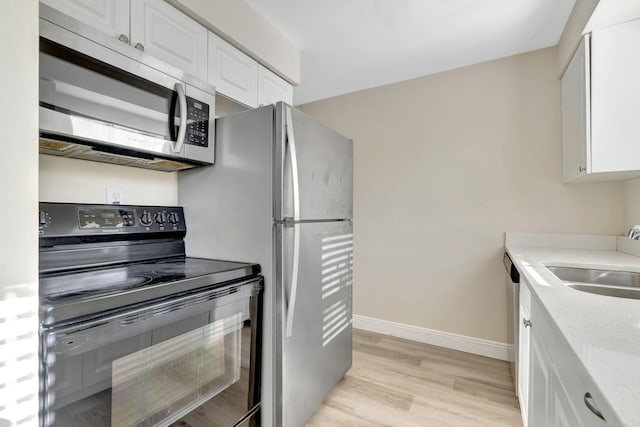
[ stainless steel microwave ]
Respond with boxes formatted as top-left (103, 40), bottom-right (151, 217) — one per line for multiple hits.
top-left (38, 7), bottom-right (215, 172)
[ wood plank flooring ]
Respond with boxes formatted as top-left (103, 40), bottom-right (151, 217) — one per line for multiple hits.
top-left (306, 329), bottom-right (523, 427)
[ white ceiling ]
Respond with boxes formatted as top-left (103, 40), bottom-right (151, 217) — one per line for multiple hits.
top-left (245, 0), bottom-right (576, 105)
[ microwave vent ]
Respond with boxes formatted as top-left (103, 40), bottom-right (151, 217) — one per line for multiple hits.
top-left (39, 138), bottom-right (75, 152)
top-left (149, 159), bottom-right (192, 171)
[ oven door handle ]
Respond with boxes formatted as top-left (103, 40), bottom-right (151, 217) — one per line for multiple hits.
top-left (46, 278), bottom-right (258, 336)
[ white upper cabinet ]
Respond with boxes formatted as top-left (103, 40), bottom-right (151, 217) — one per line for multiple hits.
top-left (590, 18), bottom-right (640, 174)
top-left (208, 32), bottom-right (258, 108)
top-left (130, 0), bottom-right (207, 81)
top-left (42, 1), bottom-right (297, 107)
top-left (561, 36), bottom-right (590, 182)
top-left (42, 0), bottom-right (207, 81)
top-left (40, 0), bottom-right (130, 41)
top-left (562, 18), bottom-right (640, 182)
top-left (258, 64), bottom-right (293, 106)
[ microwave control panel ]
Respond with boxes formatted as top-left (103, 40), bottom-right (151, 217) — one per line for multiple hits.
top-left (185, 97), bottom-right (210, 147)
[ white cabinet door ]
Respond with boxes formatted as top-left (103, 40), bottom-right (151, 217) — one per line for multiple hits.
top-left (529, 329), bottom-right (552, 427)
top-left (528, 295), bottom-right (616, 427)
top-left (130, 0), bottom-right (207, 80)
top-left (518, 299), bottom-right (531, 426)
top-left (258, 64), bottom-right (293, 106)
top-left (40, 0), bottom-right (130, 41)
top-left (561, 19), bottom-right (640, 182)
top-left (550, 371), bottom-right (582, 427)
top-left (208, 32), bottom-right (258, 108)
top-left (561, 35), bottom-right (590, 182)
top-left (591, 18), bottom-right (640, 173)
top-left (517, 280), bottom-right (531, 426)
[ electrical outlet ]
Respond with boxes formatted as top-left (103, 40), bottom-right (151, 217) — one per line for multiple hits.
top-left (106, 187), bottom-right (124, 205)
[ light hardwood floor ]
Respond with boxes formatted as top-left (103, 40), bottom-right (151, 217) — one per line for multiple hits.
top-left (306, 329), bottom-right (523, 427)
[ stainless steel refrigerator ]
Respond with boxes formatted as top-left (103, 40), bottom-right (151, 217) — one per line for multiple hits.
top-left (178, 102), bottom-right (353, 427)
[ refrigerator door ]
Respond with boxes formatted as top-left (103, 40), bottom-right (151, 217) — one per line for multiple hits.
top-left (275, 220), bottom-right (353, 427)
top-left (275, 103), bottom-right (353, 222)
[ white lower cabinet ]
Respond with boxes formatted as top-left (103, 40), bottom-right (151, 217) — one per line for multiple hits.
top-left (519, 283), bottom-right (616, 426)
top-left (528, 328), bottom-right (551, 426)
top-left (517, 281), bottom-right (531, 426)
top-left (550, 370), bottom-right (581, 427)
top-left (529, 326), bottom-right (583, 426)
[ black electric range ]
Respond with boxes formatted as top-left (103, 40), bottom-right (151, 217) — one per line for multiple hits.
top-left (39, 202), bottom-right (260, 325)
top-left (39, 202), bottom-right (263, 427)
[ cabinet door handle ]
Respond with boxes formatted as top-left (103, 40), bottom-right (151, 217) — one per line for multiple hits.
top-left (134, 43), bottom-right (145, 51)
top-left (584, 392), bottom-right (606, 421)
top-left (118, 34), bottom-right (129, 44)
top-left (579, 166), bottom-right (586, 172)
top-left (522, 319), bottom-right (532, 328)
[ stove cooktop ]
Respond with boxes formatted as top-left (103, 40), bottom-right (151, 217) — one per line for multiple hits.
top-left (40, 257), bottom-right (261, 325)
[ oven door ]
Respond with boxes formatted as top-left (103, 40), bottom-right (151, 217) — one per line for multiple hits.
top-left (41, 279), bottom-right (262, 427)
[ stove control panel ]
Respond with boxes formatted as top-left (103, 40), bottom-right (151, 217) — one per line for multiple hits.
top-left (39, 203), bottom-right (186, 238)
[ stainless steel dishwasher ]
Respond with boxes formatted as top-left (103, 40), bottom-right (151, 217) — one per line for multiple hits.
top-left (503, 252), bottom-right (520, 394)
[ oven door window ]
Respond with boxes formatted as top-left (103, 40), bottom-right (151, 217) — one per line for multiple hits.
top-left (111, 313), bottom-right (242, 427)
top-left (48, 309), bottom-right (252, 427)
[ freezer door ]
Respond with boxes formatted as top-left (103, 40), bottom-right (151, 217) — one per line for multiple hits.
top-left (275, 103), bottom-right (353, 221)
top-left (275, 220), bottom-right (353, 427)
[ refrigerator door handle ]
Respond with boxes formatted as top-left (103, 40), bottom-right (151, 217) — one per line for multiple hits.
top-left (286, 222), bottom-right (300, 338)
top-left (285, 105), bottom-right (301, 339)
top-left (285, 105), bottom-right (300, 222)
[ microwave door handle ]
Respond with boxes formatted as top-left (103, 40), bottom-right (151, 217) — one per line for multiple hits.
top-left (285, 105), bottom-right (300, 339)
top-left (172, 82), bottom-right (187, 153)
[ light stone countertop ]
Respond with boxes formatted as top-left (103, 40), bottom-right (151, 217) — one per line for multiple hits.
top-left (505, 233), bottom-right (640, 427)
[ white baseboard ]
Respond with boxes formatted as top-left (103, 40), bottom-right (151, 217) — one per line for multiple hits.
top-left (353, 315), bottom-right (512, 361)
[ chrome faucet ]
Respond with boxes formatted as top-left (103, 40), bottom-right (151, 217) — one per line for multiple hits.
top-left (627, 225), bottom-right (640, 240)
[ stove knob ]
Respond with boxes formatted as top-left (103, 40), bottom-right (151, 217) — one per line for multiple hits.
top-left (39, 210), bottom-right (48, 227)
top-left (140, 210), bottom-right (153, 226)
top-left (168, 212), bottom-right (180, 225)
top-left (154, 211), bottom-right (167, 225)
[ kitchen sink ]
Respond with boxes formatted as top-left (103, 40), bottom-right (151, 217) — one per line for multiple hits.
top-left (546, 266), bottom-right (640, 300)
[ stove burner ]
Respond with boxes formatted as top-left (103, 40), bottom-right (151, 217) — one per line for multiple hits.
top-left (46, 274), bottom-right (153, 298)
top-left (151, 266), bottom-right (188, 275)
top-left (109, 276), bottom-right (152, 288)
